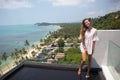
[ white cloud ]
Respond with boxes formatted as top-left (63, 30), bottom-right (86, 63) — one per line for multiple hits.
top-left (49, 0), bottom-right (96, 7)
top-left (87, 0), bottom-right (95, 3)
top-left (87, 10), bottom-right (105, 17)
top-left (80, 4), bottom-right (88, 7)
top-left (109, 1), bottom-right (120, 12)
top-left (49, 0), bottom-right (81, 6)
top-left (87, 11), bottom-right (96, 15)
top-left (0, 0), bottom-right (32, 9)
top-left (87, 0), bottom-right (120, 18)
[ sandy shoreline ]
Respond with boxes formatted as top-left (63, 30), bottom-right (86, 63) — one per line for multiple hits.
top-left (0, 42), bottom-right (38, 75)
top-left (0, 38), bottom-right (58, 76)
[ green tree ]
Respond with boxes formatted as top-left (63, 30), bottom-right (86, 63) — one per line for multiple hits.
top-left (2, 52), bottom-right (7, 62)
top-left (31, 51), bottom-right (36, 57)
top-left (2, 52), bottom-right (10, 69)
top-left (11, 52), bottom-right (16, 60)
top-left (40, 39), bottom-right (43, 42)
top-left (19, 49), bottom-right (24, 61)
top-left (14, 48), bottom-right (20, 58)
top-left (0, 60), bottom-right (3, 75)
top-left (57, 38), bottom-right (64, 47)
top-left (24, 40), bottom-right (30, 50)
top-left (24, 40), bottom-right (30, 58)
top-left (41, 48), bottom-right (47, 56)
top-left (22, 48), bottom-right (27, 54)
top-left (31, 44), bottom-right (35, 49)
top-left (11, 51), bottom-right (19, 65)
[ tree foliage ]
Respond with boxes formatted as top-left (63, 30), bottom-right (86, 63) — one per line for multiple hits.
top-left (57, 48), bottom-right (83, 64)
top-left (57, 38), bottom-right (65, 47)
top-left (2, 52), bottom-right (7, 61)
top-left (92, 11), bottom-right (120, 29)
top-left (24, 40), bottom-right (30, 47)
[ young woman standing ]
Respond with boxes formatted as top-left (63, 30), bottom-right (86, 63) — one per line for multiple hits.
top-left (78, 18), bottom-right (99, 78)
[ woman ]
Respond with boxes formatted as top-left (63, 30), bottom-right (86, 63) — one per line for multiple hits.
top-left (78, 18), bottom-right (99, 78)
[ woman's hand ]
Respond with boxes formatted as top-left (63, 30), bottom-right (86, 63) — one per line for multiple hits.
top-left (92, 48), bottom-right (94, 55)
top-left (83, 45), bottom-right (87, 51)
top-left (92, 41), bottom-right (96, 55)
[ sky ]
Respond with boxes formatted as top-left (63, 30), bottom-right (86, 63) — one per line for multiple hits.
top-left (0, 0), bottom-right (120, 25)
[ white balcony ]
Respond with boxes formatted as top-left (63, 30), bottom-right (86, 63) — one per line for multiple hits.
top-left (92, 30), bottom-right (120, 80)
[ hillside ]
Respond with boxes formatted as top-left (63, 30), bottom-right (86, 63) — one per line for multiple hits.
top-left (92, 11), bottom-right (120, 29)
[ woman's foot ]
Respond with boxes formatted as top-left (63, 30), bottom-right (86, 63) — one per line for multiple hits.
top-left (85, 73), bottom-right (90, 78)
top-left (77, 68), bottom-right (82, 75)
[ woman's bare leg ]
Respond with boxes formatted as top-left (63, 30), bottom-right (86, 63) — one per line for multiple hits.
top-left (78, 51), bottom-right (86, 75)
top-left (86, 55), bottom-right (92, 78)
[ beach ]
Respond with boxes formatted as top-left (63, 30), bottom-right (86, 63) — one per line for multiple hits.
top-left (0, 37), bottom-right (60, 75)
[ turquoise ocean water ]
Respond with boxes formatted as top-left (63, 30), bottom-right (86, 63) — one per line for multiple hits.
top-left (0, 24), bottom-right (60, 55)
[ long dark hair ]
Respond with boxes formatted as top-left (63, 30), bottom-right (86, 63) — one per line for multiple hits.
top-left (82, 18), bottom-right (91, 30)
top-left (80, 18), bottom-right (91, 43)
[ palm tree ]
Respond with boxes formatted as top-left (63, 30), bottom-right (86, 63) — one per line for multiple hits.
top-left (31, 44), bottom-right (35, 49)
top-left (24, 40), bottom-right (30, 50)
top-left (19, 49), bottom-right (23, 61)
top-left (2, 52), bottom-right (9, 69)
top-left (24, 40), bottom-right (30, 57)
top-left (10, 49), bottom-right (20, 65)
top-left (0, 60), bottom-right (3, 75)
top-left (11, 52), bottom-right (18, 65)
top-left (20, 48), bottom-right (27, 60)
top-left (31, 51), bottom-right (36, 57)
top-left (40, 39), bottom-right (43, 42)
top-left (14, 48), bottom-right (20, 60)
top-left (11, 52), bottom-right (16, 60)
top-left (35, 44), bottom-right (40, 50)
top-left (22, 48), bottom-right (27, 54)
top-left (57, 38), bottom-right (65, 53)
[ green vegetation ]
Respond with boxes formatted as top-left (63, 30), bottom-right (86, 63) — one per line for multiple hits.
top-left (1, 52), bottom-right (7, 61)
top-left (50, 23), bottom-right (80, 43)
top-left (57, 38), bottom-right (65, 47)
top-left (24, 40), bottom-right (30, 49)
top-left (55, 47), bottom-right (88, 64)
top-left (92, 11), bottom-right (120, 29)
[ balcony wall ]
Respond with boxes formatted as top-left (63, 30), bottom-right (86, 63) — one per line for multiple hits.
top-left (92, 30), bottom-right (120, 80)
top-left (92, 30), bottom-right (120, 68)
top-left (107, 40), bottom-right (120, 80)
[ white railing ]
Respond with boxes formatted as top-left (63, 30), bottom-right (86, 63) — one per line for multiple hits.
top-left (107, 41), bottom-right (120, 80)
top-left (92, 30), bottom-right (120, 80)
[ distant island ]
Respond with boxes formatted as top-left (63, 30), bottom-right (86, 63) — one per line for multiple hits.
top-left (35, 22), bottom-right (56, 26)
top-left (35, 22), bottom-right (80, 26)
